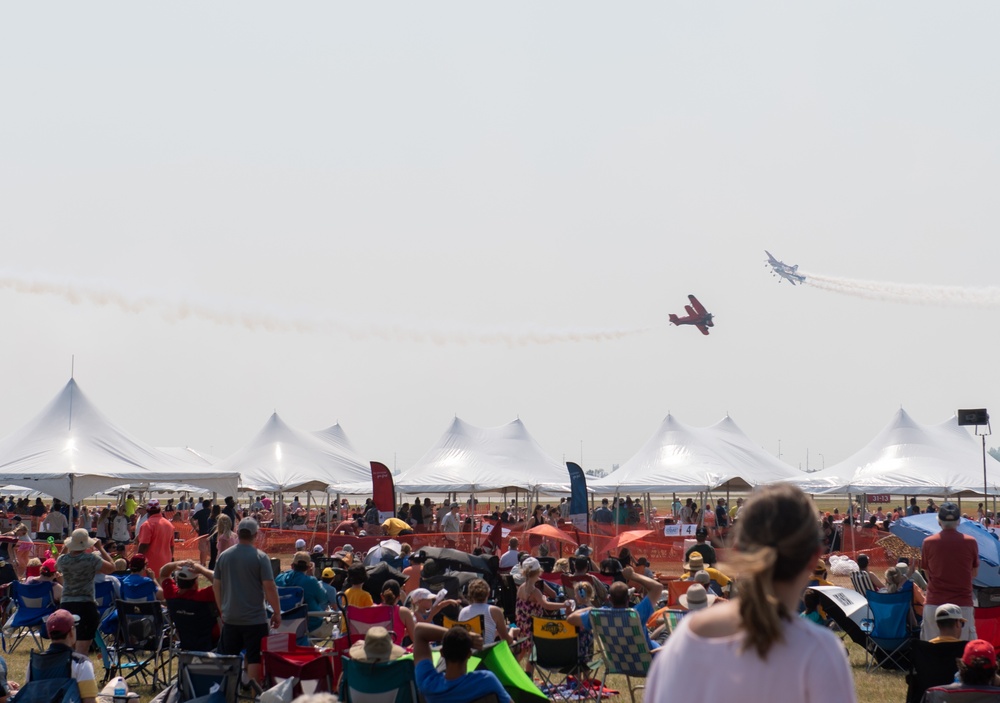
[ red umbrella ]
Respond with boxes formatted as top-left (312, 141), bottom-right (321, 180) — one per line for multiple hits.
top-left (601, 529), bottom-right (655, 554)
top-left (524, 523), bottom-right (579, 546)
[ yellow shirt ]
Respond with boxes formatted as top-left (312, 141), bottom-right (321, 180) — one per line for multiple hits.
top-left (344, 586), bottom-right (374, 608)
top-left (124, 498), bottom-right (137, 517)
top-left (682, 567), bottom-right (732, 588)
top-left (381, 517), bottom-right (412, 537)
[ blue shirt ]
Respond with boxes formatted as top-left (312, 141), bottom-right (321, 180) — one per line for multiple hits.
top-left (415, 659), bottom-right (510, 703)
top-left (275, 570), bottom-right (330, 631)
top-left (578, 596), bottom-right (659, 651)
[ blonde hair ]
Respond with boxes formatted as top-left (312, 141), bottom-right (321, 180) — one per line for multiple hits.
top-left (732, 484), bottom-right (820, 659)
top-left (573, 580), bottom-right (595, 602)
top-left (553, 558), bottom-right (570, 574)
top-left (884, 568), bottom-right (902, 593)
top-left (27, 557), bottom-right (41, 568)
top-left (215, 514), bottom-right (233, 535)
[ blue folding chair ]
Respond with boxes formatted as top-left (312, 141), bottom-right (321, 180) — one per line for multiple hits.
top-left (13, 649), bottom-right (82, 702)
top-left (2, 580), bottom-right (56, 653)
top-left (864, 589), bottom-right (917, 672)
top-left (277, 586), bottom-right (304, 612)
top-left (121, 578), bottom-right (159, 602)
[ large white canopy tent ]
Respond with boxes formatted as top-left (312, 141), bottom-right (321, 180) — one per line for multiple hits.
top-left (313, 423), bottom-right (376, 496)
top-left (789, 409), bottom-right (1000, 496)
top-left (215, 413), bottom-right (372, 494)
top-left (593, 414), bottom-right (801, 493)
top-left (0, 379), bottom-right (240, 503)
top-left (394, 417), bottom-right (572, 494)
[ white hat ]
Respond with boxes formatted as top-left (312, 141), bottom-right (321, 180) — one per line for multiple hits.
top-left (65, 528), bottom-right (97, 553)
top-left (295, 539), bottom-right (307, 550)
top-left (313, 545), bottom-right (324, 554)
top-left (409, 588), bottom-right (434, 603)
top-left (679, 583), bottom-right (717, 611)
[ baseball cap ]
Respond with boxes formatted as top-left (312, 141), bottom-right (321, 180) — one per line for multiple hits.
top-left (409, 588), bottom-right (435, 603)
top-left (575, 545), bottom-right (592, 557)
top-left (41, 558), bottom-right (57, 575)
top-left (45, 609), bottom-right (80, 637)
top-left (935, 603), bottom-right (966, 623)
top-left (321, 567), bottom-right (335, 579)
top-left (295, 538), bottom-right (307, 550)
top-left (962, 639), bottom-right (997, 668)
top-left (176, 565), bottom-right (197, 581)
top-left (636, 557), bottom-right (650, 567)
top-left (342, 544), bottom-right (354, 552)
top-left (130, 554), bottom-right (147, 570)
top-left (450, 502), bottom-right (459, 508)
top-left (292, 551), bottom-right (312, 567)
top-left (313, 545), bottom-right (324, 554)
top-left (938, 502), bottom-right (961, 523)
top-left (147, 499), bottom-right (160, 510)
top-left (238, 517), bottom-right (259, 535)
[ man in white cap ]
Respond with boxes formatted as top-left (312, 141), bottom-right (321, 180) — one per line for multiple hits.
top-left (921, 502), bottom-right (979, 641)
top-left (929, 603), bottom-right (968, 644)
top-left (214, 517), bottom-right (281, 685)
top-left (295, 538), bottom-right (307, 551)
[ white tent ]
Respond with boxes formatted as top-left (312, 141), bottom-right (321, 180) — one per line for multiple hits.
top-left (789, 409), bottom-right (1000, 496)
top-left (214, 413), bottom-right (372, 493)
top-left (313, 423), bottom-right (374, 496)
top-left (0, 379), bottom-right (240, 503)
top-left (594, 414), bottom-right (801, 493)
top-left (156, 446), bottom-right (221, 466)
top-left (394, 417), bottom-right (571, 493)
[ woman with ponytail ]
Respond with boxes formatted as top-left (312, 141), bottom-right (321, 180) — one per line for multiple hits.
top-left (646, 484), bottom-right (856, 702)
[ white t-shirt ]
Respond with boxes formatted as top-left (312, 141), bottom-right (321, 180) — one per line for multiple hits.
top-left (458, 602), bottom-right (498, 644)
top-left (646, 611), bottom-right (856, 703)
top-left (498, 549), bottom-right (520, 569)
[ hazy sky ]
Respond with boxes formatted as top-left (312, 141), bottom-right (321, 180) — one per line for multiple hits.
top-left (2, 2), bottom-right (999, 479)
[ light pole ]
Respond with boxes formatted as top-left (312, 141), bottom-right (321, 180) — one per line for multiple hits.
top-left (819, 453), bottom-right (825, 470)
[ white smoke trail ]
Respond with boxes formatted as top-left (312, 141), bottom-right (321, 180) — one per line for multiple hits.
top-left (0, 272), bottom-right (649, 346)
top-left (801, 271), bottom-right (1000, 307)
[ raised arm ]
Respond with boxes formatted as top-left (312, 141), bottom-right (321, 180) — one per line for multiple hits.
top-left (622, 566), bottom-right (663, 604)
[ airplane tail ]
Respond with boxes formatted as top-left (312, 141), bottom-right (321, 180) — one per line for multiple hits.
top-left (668, 314), bottom-right (679, 326)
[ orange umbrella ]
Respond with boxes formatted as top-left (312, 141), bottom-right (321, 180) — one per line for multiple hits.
top-left (524, 523), bottom-right (579, 546)
top-left (601, 529), bottom-right (655, 554)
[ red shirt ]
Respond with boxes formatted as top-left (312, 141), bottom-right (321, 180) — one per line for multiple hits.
top-left (138, 513), bottom-right (175, 577)
top-left (163, 578), bottom-right (216, 603)
top-left (923, 529), bottom-right (979, 607)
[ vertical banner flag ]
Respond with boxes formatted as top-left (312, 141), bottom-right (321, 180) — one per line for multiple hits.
top-left (567, 462), bottom-right (589, 533)
top-left (371, 461), bottom-right (397, 523)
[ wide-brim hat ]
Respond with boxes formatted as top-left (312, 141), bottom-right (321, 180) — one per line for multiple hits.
top-left (679, 583), bottom-right (717, 611)
top-left (684, 553), bottom-right (705, 572)
top-left (65, 528), bottom-right (97, 552)
top-left (347, 626), bottom-right (405, 663)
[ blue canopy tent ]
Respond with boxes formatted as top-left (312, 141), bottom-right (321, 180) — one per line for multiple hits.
top-left (890, 513), bottom-right (1000, 588)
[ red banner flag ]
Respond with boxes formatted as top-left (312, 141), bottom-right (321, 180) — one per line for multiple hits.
top-left (370, 461), bottom-right (396, 522)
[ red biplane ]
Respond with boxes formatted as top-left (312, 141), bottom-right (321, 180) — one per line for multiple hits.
top-left (668, 295), bottom-right (714, 335)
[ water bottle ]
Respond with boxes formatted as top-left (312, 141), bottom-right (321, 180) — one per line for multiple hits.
top-left (331, 621), bottom-right (340, 640)
top-left (113, 676), bottom-right (128, 702)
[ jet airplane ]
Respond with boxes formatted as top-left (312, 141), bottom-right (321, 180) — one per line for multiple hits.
top-left (668, 295), bottom-right (714, 335)
top-left (765, 250), bottom-right (806, 285)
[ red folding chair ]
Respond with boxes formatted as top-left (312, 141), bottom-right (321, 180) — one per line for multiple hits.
top-left (344, 605), bottom-right (406, 646)
top-left (974, 606), bottom-right (1000, 650)
top-left (667, 581), bottom-right (694, 607)
top-left (261, 633), bottom-right (337, 697)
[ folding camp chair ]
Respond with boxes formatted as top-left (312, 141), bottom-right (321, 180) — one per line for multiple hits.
top-left (905, 639), bottom-right (967, 703)
top-left (112, 598), bottom-right (171, 688)
top-left (261, 633), bottom-right (337, 696)
top-left (277, 586), bottom-right (305, 612)
top-left (177, 650), bottom-right (242, 703)
top-left (121, 578), bottom-right (159, 602)
top-left (167, 598), bottom-right (220, 653)
top-left (3, 580), bottom-right (56, 653)
top-left (443, 614), bottom-right (485, 635)
top-left (530, 616), bottom-right (600, 702)
top-left (94, 580), bottom-right (117, 620)
top-left (589, 608), bottom-right (652, 703)
top-left (344, 604), bottom-right (406, 645)
top-left (666, 580), bottom-right (693, 608)
top-left (850, 570), bottom-right (876, 596)
top-left (922, 684), bottom-right (1000, 702)
top-left (274, 603), bottom-right (309, 645)
top-left (974, 606), bottom-right (1000, 651)
top-left (339, 656), bottom-right (417, 703)
top-left (13, 649), bottom-right (81, 703)
top-left (864, 589), bottom-right (917, 672)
